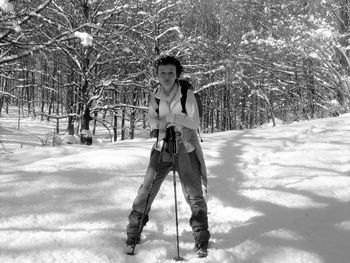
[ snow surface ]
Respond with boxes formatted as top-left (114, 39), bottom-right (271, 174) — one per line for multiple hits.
top-left (1, 111), bottom-right (350, 263)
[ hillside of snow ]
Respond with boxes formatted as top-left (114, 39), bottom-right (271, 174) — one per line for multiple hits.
top-left (0, 112), bottom-right (350, 263)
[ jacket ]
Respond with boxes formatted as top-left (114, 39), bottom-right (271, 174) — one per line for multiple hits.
top-left (148, 82), bottom-right (208, 186)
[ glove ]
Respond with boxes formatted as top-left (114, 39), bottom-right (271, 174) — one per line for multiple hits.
top-left (164, 126), bottom-right (176, 143)
top-left (180, 127), bottom-right (190, 141)
top-left (202, 184), bottom-right (208, 200)
top-left (203, 184), bottom-right (207, 193)
top-left (166, 114), bottom-right (176, 124)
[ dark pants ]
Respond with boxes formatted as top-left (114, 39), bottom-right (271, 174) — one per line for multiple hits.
top-left (126, 142), bottom-right (210, 246)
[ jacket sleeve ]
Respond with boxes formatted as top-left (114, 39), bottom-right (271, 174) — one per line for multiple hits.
top-left (171, 89), bottom-right (200, 130)
top-left (148, 91), bottom-right (159, 130)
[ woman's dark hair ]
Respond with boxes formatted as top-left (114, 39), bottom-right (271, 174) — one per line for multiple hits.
top-left (155, 55), bottom-right (183, 77)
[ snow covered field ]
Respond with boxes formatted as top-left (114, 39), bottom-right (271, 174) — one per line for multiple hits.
top-left (1, 112), bottom-right (350, 263)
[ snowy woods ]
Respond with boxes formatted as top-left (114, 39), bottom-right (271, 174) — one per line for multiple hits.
top-left (1, 0), bottom-right (350, 143)
top-left (1, 2), bottom-right (350, 262)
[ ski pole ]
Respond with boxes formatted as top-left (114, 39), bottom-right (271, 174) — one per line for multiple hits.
top-left (170, 128), bottom-right (184, 261)
top-left (130, 142), bottom-right (164, 255)
top-left (172, 163), bottom-right (184, 261)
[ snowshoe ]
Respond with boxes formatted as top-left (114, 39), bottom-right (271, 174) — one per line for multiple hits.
top-left (125, 244), bottom-right (136, 255)
top-left (125, 235), bottom-right (140, 255)
top-left (126, 235), bottom-right (140, 245)
top-left (194, 243), bottom-right (208, 258)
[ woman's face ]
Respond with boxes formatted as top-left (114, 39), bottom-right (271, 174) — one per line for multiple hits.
top-left (158, 64), bottom-right (177, 92)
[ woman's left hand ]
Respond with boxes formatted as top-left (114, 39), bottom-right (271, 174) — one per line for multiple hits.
top-left (180, 127), bottom-right (191, 141)
top-left (166, 114), bottom-right (176, 124)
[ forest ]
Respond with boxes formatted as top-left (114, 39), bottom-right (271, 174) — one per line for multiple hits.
top-left (1, 0), bottom-right (350, 144)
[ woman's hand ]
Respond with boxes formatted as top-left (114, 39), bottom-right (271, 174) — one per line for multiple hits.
top-left (180, 127), bottom-right (190, 141)
top-left (166, 114), bottom-right (176, 124)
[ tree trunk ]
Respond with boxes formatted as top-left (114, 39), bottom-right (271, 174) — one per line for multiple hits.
top-left (80, 106), bottom-right (92, 145)
top-left (0, 76), bottom-right (4, 117)
top-left (0, 96), bottom-right (3, 117)
top-left (113, 113), bottom-right (118, 142)
top-left (92, 111), bottom-right (98, 135)
top-left (121, 93), bottom-right (126, 140)
top-left (121, 107), bottom-right (126, 140)
top-left (17, 101), bottom-right (21, 130)
top-left (47, 92), bottom-right (53, 121)
top-left (240, 86), bottom-right (247, 129)
top-left (130, 110), bottom-right (135, 139)
top-left (56, 118), bottom-right (59, 134)
top-left (67, 116), bottom-right (74, 135)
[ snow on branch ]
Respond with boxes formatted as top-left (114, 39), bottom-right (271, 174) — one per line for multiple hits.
top-left (0, 32), bottom-right (72, 65)
top-left (0, 0), bottom-right (53, 40)
top-left (96, 4), bottom-right (127, 17)
top-left (92, 104), bottom-right (148, 112)
top-left (74, 32), bottom-right (93, 46)
top-left (116, 103), bottom-right (148, 111)
top-left (155, 26), bottom-right (183, 41)
top-left (191, 66), bottom-right (225, 76)
top-left (157, 4), bottom-right (175, 15)
top-left (196, 80), bottom-right (226, 93)
top-left (0, 90), bottom-right (17, 99)
top-left (0, 0), bottom-right (13, 12)
top-left (0, 46), bottom-right (44, 65)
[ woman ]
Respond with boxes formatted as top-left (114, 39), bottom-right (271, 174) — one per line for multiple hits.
top-left (125, 55), bottom-right (210, 257)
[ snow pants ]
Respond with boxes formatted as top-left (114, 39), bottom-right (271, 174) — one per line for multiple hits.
top-left (126, 141), bottom-right (210, 246)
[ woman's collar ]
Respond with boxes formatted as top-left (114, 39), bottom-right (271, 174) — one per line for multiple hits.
top-left (156, 81), bottom-right (181, 101)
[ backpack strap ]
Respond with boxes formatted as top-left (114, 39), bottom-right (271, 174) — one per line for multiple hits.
top-left (154, 87), bottom-right (160, 116)
top-left (154, 84), bottom-right (188, 116)
top-left (180, 85), bottom-right (188, 115)
top-left (155, 82), bottom-right (203, 142)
